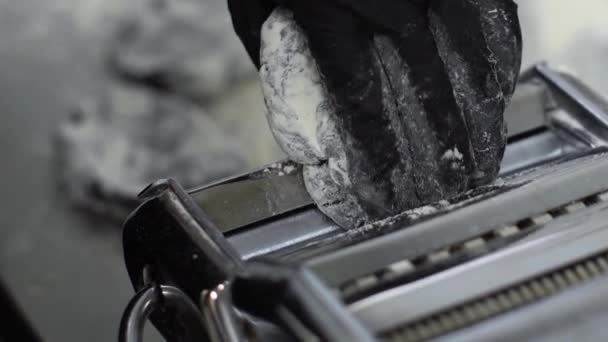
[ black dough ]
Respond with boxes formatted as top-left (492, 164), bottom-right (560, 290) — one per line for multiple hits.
top-left (300, 0), bottom-right (522, 228)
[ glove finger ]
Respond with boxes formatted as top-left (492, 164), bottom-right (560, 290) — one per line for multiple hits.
top-left (227, 0), bottom-right (275, 68)
top-left (290, 1), bottom-right (420, 220)
top-left (475, 0), bottom-right (523, 101)
top-left (376, 5), bottom-right (474, 202)
top-left (429, 0), bottom-right (522, 185)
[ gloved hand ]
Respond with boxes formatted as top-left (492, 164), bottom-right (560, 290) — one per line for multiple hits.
top-left (228, 0), bottom-right (522, 228)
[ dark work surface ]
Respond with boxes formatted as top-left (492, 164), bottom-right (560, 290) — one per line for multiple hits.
top-left (0, 2), bottom-right (161, 341)
top-left (0, 279), bottom-right (41, 341)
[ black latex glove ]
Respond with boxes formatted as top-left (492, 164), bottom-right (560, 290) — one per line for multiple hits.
top-left (228, 0), bottom-right (522, 228)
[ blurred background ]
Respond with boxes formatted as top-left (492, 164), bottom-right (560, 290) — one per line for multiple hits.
top-left (0, 0), bottom-right (606, 341)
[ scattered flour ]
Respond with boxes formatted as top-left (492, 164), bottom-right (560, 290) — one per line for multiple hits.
top-left (282, 164), bottom-right (297, 175)
top-left (407, 205), bottom-right (439, 220)
top-left (260, 8), bottom-right (363, 228)
top-left (442, 147), bottom-right (464, 161)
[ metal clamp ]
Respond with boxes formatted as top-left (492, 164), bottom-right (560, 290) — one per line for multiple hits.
top-left (521, 63), bottom-right (608, 148)
top-left (123, 179), bottom-right (246, 340)
top-left (201, 283), bottom-right (244, 342)
top-left (119, 284), bottom-right (208, 342)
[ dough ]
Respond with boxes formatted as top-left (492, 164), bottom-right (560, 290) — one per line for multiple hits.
top-left (260, 3), bottom-right (521, 229)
